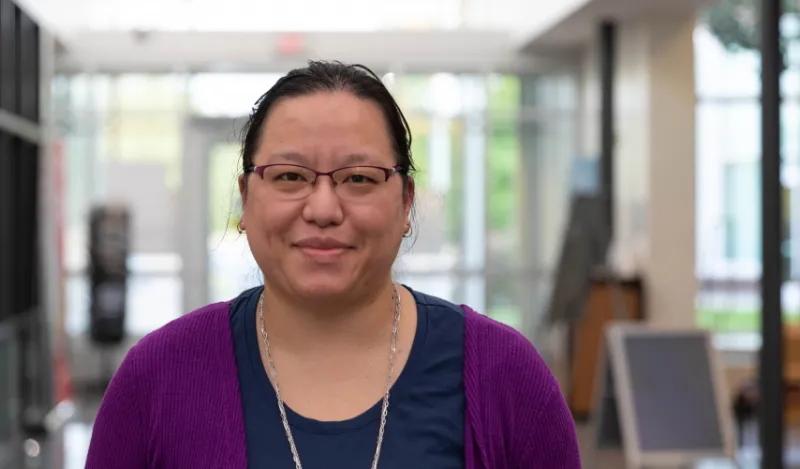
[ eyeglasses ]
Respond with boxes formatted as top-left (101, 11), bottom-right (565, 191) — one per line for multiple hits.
top-left (245, 163), bottom-right (404, 200)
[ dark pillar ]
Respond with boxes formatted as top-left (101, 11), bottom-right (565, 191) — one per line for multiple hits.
top-left (760, 0), bottom-right (784, 467)
top-left (599, 21), bottom-right (616, 238)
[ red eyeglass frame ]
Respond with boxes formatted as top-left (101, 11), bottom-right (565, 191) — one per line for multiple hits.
top-left (244, 163), bottom-right (405, 184)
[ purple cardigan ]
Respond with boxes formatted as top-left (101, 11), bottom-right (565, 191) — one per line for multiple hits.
top-left (85, 301), bottom-right (581, 468)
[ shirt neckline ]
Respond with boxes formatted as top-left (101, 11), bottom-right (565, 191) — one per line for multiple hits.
top-left (242, 284), bottom-right (430, 435)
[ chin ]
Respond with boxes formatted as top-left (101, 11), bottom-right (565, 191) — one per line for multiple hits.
top-left (290, 275), bottom-right (353, 300)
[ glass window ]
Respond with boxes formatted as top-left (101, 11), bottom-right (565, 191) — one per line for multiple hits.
top-left (393, 75), bottom-right (491, 313)
top-left (115, 74), bottom-right (187, 111)
top-left (207, 142), bottom-right (261, 303)
top-left (783, 101), bottom-right (800, 158)
top-left (396, 113), bottom-right (465, 303)
top-left (484, 73), bottom-right (579, 330)
top-left (486, 114), bottom-right (521, 269)
top-left (56, 71), bottom-right (585, 340)
top-left (694, 25), bottom-right (760, 99)
top-left (487, 74), bottom-right (520, 117)
top-left (486, 75), bottom-right (522, 272)
top-left (391, 75), bottom-right (431, 114)
top-left (188, 73), bottom-right (284, 117)
top-left (695, 5), bottom-right (800, 338)
top-left (59, 73), bottom-right (189, 339)
top-left (723, 161), bottom-right (760, 261)
top-left (486, 274), bottom-right (525, 330)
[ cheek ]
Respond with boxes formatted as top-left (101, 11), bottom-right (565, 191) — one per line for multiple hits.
top-left (348, 203), bottom-right (405, 242)
top-left (244, 194), bottom-right (298, 238)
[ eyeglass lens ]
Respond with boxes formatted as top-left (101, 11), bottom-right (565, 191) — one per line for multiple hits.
top-left (259, 164), bottom-right (392, 199)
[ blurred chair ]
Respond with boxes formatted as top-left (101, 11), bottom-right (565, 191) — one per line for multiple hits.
top-left (783, 325), bottom-right (800, 425)
top-left (732, 325), bottom-right (800, 446)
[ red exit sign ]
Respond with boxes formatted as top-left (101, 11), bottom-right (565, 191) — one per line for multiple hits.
top-left (277, 33), bottom-right (306, 56)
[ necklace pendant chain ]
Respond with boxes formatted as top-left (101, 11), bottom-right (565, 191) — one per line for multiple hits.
top-left (258, 285), bottom-right (402, 469)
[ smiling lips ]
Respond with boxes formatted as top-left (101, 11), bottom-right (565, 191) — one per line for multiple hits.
top-left (294, 237), bottom-right (353, 259)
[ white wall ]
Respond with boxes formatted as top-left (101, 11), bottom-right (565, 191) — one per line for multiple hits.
top-left (579, 13), bottom-right (697, 327)
top-left (464, 0), bottom-right (591, 40)
top-left (647, 15), bottom-right (698, 328)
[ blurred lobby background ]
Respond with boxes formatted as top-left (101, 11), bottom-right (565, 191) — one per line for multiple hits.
top-left (1, 0), bottom-right (797, 467)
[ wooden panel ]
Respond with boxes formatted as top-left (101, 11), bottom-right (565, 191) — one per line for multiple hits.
top-left (568, 278), bottom-right (644, 417)
top-left (785, 326), bottom-right (800, 425)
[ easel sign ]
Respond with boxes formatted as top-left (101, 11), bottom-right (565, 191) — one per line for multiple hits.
top-left (595, 322), bottom-right (736, 468)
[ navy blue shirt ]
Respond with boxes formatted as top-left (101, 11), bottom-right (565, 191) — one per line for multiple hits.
top-left (230, 286), bottom-right (466, 469)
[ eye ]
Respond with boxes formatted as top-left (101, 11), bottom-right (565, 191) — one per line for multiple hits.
top-left (345, 173), bottom-right (377, 184)
top-left (343, 172), bottom-right (378, 184)
top-left (274, 172), bottom-right (307, 182)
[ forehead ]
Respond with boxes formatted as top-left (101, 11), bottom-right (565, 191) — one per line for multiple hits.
top-left (256, 91), bottom-right (394, 166)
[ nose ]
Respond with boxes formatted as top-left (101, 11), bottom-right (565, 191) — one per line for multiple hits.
top-left (301, 177), bottom-right (344, 227)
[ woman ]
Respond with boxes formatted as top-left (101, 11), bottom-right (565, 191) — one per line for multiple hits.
top-left (85, 61), bottom-right (581, 469)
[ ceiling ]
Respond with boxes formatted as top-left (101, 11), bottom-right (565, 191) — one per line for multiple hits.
top-left (520, 0), bottom-right (718, 52)
top-left (17, 0), bottom-right (717, 73)
top-left (18, 0), bottom-right (478, 32)
top-left (17, 0), bottom-right (553, 73)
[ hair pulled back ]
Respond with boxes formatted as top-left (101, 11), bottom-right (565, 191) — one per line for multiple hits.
top-left (240, 61), bottom-right (416, 185)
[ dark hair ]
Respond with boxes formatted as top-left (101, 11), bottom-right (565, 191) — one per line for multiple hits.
top-left (240, 61), bottom-right (416, 190)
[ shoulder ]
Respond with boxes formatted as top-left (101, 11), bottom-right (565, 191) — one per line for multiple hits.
top-left (463, 307), bottom-right (559, 399)
top-left (463, 307), bottom-right (580, 465)
top-left (111, 300), bottom-right (239, 411)
top-left (407, 287), bottom-right (464, 318)
top-left (93, 299), bottom-right (247, 463)
top-left (133, 300), bottom-right (234, 360)
top-left (119, 300), bottom-right (237, 393)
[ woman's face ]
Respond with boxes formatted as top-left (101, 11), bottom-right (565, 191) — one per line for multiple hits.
top-left (240, 91), bottom-right (414, 301)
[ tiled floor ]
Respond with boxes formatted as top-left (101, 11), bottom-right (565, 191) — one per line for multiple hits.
top-left (2, 399), bottom-right (797, 469)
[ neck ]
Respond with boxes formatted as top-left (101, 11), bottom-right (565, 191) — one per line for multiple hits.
top-left (260, 278), bottom-right (398, 354)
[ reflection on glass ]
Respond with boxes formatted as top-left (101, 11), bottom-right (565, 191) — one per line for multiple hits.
top-left (395, 273), bottom-right (459, 305)
top-left (55, 71), bottom-right (586, 338)
top-left (208, 143), bottom-right (262, 303)
top-left (400, 114), bottom-right (462, 255)
top-left (486, 275), bottom-right (526, 330)
top-left (66, 274), bottom-right (182, 337)
top-left (486, 113), bottom-right (521, 269)
top-left (694, 26), bottom-right (760, 99)
top-left (694, 13), bottom-right (798, 339)
top-left (63, 422), bottom-right (92, 469)
top-left (65, 276), bottom-right (89, 337)
top-left (189, 73), bottom-right (283, 117)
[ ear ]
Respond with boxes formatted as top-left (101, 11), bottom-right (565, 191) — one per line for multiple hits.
top-left (238, 174), bottom-right (248, 231)
top-left (403, 177), bottom-right (415, 219)
top-left (238, 173), bottom-right (248, 205)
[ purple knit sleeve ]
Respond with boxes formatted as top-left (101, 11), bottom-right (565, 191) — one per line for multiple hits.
top-left (85, 344), bottom-right (148, 469)
top-left (464, 308), bottom-right (582, 468)
top-left (519, 381), bottom-right (582, 468)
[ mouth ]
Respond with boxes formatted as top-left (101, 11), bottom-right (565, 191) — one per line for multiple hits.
top-left (297, 246), bottom-right (348, 257)
top-left (293, 238), bottom-right (354, 260)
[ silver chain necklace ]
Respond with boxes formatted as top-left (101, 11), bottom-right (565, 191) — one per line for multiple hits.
top-left (257, 285), bottom-right (401, 469)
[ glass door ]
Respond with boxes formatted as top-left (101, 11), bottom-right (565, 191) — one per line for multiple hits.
top-left (180, 112), bottom-right (486, 314)
top-left (180, 116), bottom-right (260, 313)
top-left (392, 108), bottom-right (488, 314)
top-left (207, 141), bottom-right (262, 302)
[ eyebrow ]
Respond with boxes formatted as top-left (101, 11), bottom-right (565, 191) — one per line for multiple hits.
top-left (340, 153), bottom-right (376, 166)
top-left (269, 151), bottom-right (309, 165)
top-left (268, 151), bottom-right (380, 167)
